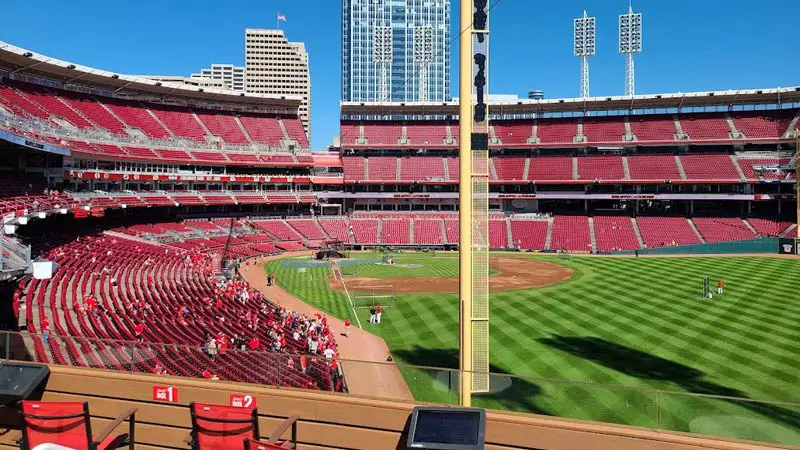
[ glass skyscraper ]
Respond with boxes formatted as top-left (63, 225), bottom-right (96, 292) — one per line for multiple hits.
top-left (342, 0), bottom-right (451, 103)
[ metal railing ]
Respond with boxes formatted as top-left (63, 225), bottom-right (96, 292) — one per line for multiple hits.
top-left (0, 235), bottom-right (31, 273)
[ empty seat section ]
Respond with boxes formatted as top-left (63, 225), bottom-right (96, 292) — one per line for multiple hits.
top-left (550, 216), bottom-right (590, 251)
top-left (286, 220), bottom-right (327, 239)
top-left (283, 118), bottom-right (309, 148)
top-left (627, 155), bottom-right (681, 180)
top-left (382, 220), bottom-right (411, 244)
top-left (93, 144), bottom-right (128, 157)
top-left (342, 157), bottom-right (366, 181)
top-left (577, 156), bottom-right (625, 180)
top-left (737, 158), bottom-right (788, 180)
top-left (59, 92), bottom-right (128, 134)
top-left (447, 157), bottom-right (459, 181)
top-left (509, 220), bottom-right (548, 250)
top-left (11, 82), bottom-right (94, 129)
top-left (536, 119), bottom-right (577, 144)
top-left (443, 220), bottom-right (459, 243)
top-left (251, 221), bottom-right (302, 241)
top-left (351, 219), bottom-right (378, 244)
top-left (489, 220), bottom-right (508, 248)
top-left (680, 154), bottom-right (739, 180)
top-left (680, 114), bottom-right (731, 140)
top-left (0, 83), bottom-right (50, 120)
top-left (628, 116), bottom-right (677, 141)
top-left (362, 122), bottom-right (403, 146)
top-left (747, 218), bottom-right (793, 237)
top-left (340, 122), bottom-right (361, 145)
top-left (150, 107), bottom-right (207, 141)
top-left (196, 112), bottom-right (249, 145)
top-left (493, 121), bottom-right (533, 145)
top-left (492, 157), bottom-right (526, 181)
top-left (732, 111), bottom-right (793, 139)
top-left (405, 122), bottom-right (448, 146)
top-left (528, 157), bottom-right (573, 181)
top-left (319, 219), bottom-right (350, 242)
top-left (367, 157), bottom-right (397, 181)
top-left (414, 220), bottom-right (443, 245)
top-left (123, 147), bottom-right (159, 159)
top-left (593, 216), bottom-right (641, 251)
top-left (400, 157), bottom-right (445, 181)
top-left (156, 149), bottom-right (192, 161)
top-left (238, 115), bottom-right (284, 146)
top-left (190, 151), bottom-right (227, 162)
top-left (226, 153), bottom-right (260, 163)
top-left (582, 118), bottom-right (626, 142)
top-left (636, 217), bottom-right (701, 247)
top-left (692, 217), bottom-right (756, 242)
top-left (103, 100), bottom-right (172, 138)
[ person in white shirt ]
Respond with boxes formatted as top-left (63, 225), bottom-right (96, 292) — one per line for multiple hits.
top-left (323, 347), bottom-right (335, 361)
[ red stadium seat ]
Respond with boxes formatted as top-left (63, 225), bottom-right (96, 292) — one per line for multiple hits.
top-left (20, 401), bottom-right (136, 450)
top-left (189, 403), bottom-right (296, 450)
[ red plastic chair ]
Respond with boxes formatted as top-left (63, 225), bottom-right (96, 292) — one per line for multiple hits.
top-left (243, 438), bottom-right (294, 450)
top-left (188, 402), bottom-right (297, 450)
top-left (20, 401), bottom-right (136, 450)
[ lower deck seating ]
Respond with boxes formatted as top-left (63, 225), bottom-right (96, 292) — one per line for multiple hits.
top-left (550, 216), bottom-right (591, 251)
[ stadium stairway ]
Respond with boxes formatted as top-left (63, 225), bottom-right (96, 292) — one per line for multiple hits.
top-left (376, 219), bottom-right (383, 245)
top-left (145, 108), bottom-right (176, 139)
top-left (234, 116), bottom-right (255, 144)
top-left (622, 157), bottom-right (632, 179)
top-left (522, 158), bottom-right (531, 180)
top-left (439, 220), bottom-right (448, 244)
top-left (544, 219), bottom-right (554, 250)
top-left (409, 220), bottom-right (415, 245)
top-left (688, 219), bottom-right (707, 243)
top-left (571, 158), bottom-right (579, 180)
top-left (782, 224), bottom-right (798, 237)
top-left (193, 112), bottom-right (213, 137)
top-left (588, 217), bottom-right (598, 252)
top-left (631, 218), bottom-right (646, 248)
top-left (674, 155), bottom-right (688, 180)
top-left (442, 158), bottom-right (451, 181)
top-left (730, 155), bottom-right (747, 181)
top-left (505, 219), bottom-right (514, 248)
top-left (742, 219), bottom-right (758, 235)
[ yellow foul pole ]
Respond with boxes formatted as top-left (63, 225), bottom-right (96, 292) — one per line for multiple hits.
top-left (458, 0), bottom-right (474, 407)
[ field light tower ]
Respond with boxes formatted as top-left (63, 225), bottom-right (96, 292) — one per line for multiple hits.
top-left (619, 2), bottom-right (642, 96)
top-left (573, 11), bottom-right (596, 99)
top-left (373, 25), bottom-right (393, 102)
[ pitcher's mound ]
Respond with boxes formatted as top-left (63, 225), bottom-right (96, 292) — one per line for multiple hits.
top-left (331, 257), bottom-right (573, 294)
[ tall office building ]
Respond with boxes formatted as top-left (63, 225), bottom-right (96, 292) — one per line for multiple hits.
top-left (342, 0), bottom-right (450, 103)
top-left (245, 29), bottom-right (311, 140)
top-left (191, 64), bottom-right (245, 92)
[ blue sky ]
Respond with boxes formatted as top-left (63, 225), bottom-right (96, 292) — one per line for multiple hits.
top-left (1, 0), bottom-right (797, 149)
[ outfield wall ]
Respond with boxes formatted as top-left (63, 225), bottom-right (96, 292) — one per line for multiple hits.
top-left (613, 238), bottom-right (781, 256)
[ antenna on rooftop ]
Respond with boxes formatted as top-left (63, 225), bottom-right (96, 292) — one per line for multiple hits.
top-left (573, 10), bottom-right (596, 99)
top-left (619, 2), bottom-right (642, 96)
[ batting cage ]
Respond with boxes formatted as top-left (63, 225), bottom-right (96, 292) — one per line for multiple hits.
top-left (351, 284), bottom-right (396, 309)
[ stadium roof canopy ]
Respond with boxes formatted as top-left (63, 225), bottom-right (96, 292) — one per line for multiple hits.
top-left (341, 86), bottom-right (800, 116)
top-left (0, 41), bottom-right (302, 109)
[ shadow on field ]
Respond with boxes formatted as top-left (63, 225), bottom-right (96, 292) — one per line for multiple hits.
top-left (540, 336), bottom-right (800, 430)
top-left (393, 346), bottom-right (550, 415)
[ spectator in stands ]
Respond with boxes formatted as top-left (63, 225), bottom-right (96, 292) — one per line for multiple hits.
top-left (323, 346), bottom-right (336, 361)
top-left (248, 336), bottom-right (260, 351)
top-left (207, 338), bottom-right (218, 361)
top-left (300, 354), bottom-right (309, 374)
top-left (133, 322), bottom-right (144, 343)
top-left (41, 319), bottom-right (50, 346)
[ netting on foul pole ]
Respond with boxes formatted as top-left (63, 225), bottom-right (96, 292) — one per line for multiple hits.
top-left (468, 0), bottom-right (490, 394)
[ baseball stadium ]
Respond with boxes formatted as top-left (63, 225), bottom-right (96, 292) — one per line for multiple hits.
top-left (0, 1), bottom-right (799, 449)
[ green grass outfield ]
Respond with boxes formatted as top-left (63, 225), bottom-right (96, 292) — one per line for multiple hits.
top-left (264, 253), bottom-right (800, 445)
